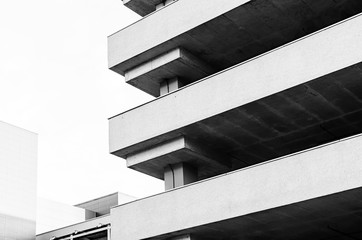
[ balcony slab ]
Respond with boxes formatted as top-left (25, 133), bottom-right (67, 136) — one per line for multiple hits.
top-left (109, 0), bottom-right (362, 81)
top-left (111, 135), bottom-right (362, 240)
top-left (110, 14), bottom-right (362, 175)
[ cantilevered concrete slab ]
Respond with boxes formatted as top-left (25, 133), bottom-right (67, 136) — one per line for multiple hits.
top-left (110, 135), bottom-right (362, 240)
top-left (109, 15), bottom-right (362, 176)
top-left (109, 0), bottom-right (362, 81)
top-left (150, 188), bottom-right (362, 240)
top-left (125, 48), bottom-right (213, 96)
top-left (126, 136), bottom-right (231, 180)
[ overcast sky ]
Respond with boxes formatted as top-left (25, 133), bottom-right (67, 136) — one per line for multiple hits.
top-left (0, 0), bottom-right (163, 204)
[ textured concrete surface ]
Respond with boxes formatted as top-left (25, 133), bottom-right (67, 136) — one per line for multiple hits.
top-left (109, 0), bottom-right (362, 78)
top-left (111, 134), bottom-right (362, 240)
top-left (110, 14), bottom-right (362, 179)
top-left (108, 0), bottom-right (250, 73)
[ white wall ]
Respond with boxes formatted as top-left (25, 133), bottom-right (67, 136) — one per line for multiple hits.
top-left (0, 121), bottom-right (37, 240)
top-left (36, 198), bottom-right (86, 234)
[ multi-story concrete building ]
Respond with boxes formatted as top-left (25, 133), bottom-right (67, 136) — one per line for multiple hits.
top-left (0, 121), bottom-right (37, 240)
top-left (107, 0), bottom-right (362, 239)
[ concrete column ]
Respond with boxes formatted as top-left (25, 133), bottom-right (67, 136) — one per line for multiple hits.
top-left (168, 234), bottom-right (193, 240)
top-left (85, 210), bottom-right (97, 220)
top-left (165, 0), bottom-right (174, 6)
top-left (107, 226), bottom-right (111, 240)
top-left (160, 77), bottom-right (183, 95)
top-left (156, 3), bottom-right (164, 10)
top-left (156, 0), bottom-right (174, 10)
top-left (164, 163), bottom-right (197, 190)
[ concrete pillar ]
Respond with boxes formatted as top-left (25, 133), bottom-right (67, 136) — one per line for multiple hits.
top-left (156, 0), bottom-right (174, 10)
top-left (85, 210), bottom-right (97, 220)
top-left (168, 234), bottom-right (192, 240)
top-left (156, 3), bottom-right (164, 10)
top-left (160, 78), bottom-right (183, 96)
top-left (107, 226), bottom-right (111, 240)
top-left (164, 163), bottom-right (197, 190)
top-left (165, 0), bottom-right (174, 5)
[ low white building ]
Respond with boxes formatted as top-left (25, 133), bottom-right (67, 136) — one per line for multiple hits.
top-left (0, 121), bottom-right (37, 240)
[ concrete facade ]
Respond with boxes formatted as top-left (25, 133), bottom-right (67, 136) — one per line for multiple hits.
top-left (111, 135), bottom-right (362, 239)
top-left (39, 1), bottom-right (362, 240)
top-left (106, 0), bottom-right (362, 239)
top-left (0, 121), bottom-right (37, 240)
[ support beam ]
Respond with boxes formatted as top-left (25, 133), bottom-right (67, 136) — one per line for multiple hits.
top-left (124, 48), bottom-right (213, 96)
top-left (125, 136), bottom-right (231, 180)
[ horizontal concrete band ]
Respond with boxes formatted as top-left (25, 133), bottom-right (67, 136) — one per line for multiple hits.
top-left (108, 0), bottom-right (250, 72)
top-left (37, 215), bottom-right (110, 240)
top-left (111, 134), bottom-right (362, 240)
top-left (109, 14), bottom-right (362, 156)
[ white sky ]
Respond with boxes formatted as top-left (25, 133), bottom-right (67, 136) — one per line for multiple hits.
top-left (0, 0), bottom-right (163, 204)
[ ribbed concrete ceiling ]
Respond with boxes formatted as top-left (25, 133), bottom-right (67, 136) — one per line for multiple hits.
top-left (125, 62), bottom-right (362, 180)
top-left (188, 63), bottom-right (362, 171)
top-left (148, 187), bottom-right (362, 240)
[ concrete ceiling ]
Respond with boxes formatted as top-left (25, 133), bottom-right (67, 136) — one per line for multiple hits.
top-left (123, 62), bottom-right (362, 180)
top-left (147, 187), bottom-right (362, 240)
top-left (112, 0), bottom-right (362, 86)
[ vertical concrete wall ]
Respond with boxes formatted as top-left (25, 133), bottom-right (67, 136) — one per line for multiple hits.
top-left (0, 121), bottom-right (37, 240)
